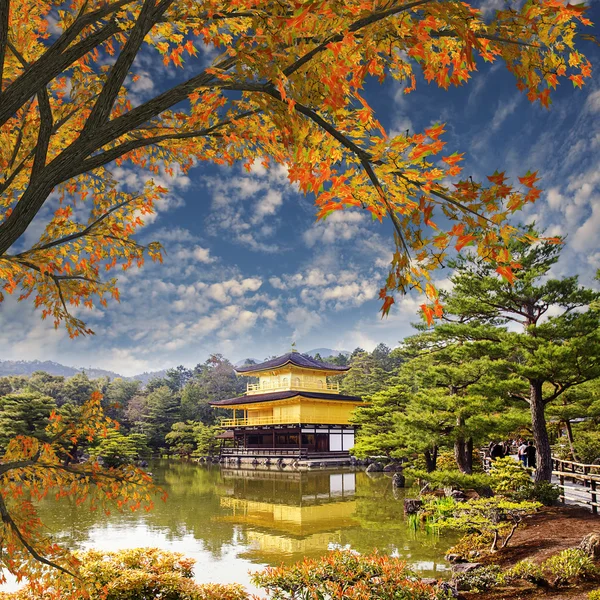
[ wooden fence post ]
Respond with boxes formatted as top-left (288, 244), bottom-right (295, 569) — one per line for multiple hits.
top-left (592, 479), bottom-right (598, 516)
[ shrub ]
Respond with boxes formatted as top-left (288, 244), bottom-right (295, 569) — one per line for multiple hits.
top-left (408, 469), bottom-right (492, 494)
top-left (588, 590), bottom-right (600, 600)
top-left (446, 532), bottom-right (494, 560)
top-left (251, 549), bottom-right (450, 599)
top-left (434, 497), bottom-right (541, 552)
top-left (542, 548), bottom-right (599, 587)
top-left (489, 457), bottom-right (533, 499)
top-left (453, 565), bottom-right (501, 592)
top-left (529, 481), bottom-right (561, 506)
top-left (501, 559), bottom-right (545, 585)
top-left (0, 548), bottom-right (247, 600)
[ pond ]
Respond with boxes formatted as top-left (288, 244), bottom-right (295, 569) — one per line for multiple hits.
top-left (1, 461), bottom-right (456, 593)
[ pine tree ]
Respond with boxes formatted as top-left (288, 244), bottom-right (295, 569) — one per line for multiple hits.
top-left (441, 234), bottom-right (600, 481)
top-left (0, 392), bottom-right (56, 448)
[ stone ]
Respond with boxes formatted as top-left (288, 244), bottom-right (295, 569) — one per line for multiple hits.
top-left (421, 578), bottom-right (438, 586)
top-left (366, 461), bottom-right (384, 473)
top-left (580, 532), bottom-right (600, 559)
top-left (445, 554), bottom-right (464, 564)
top-left (392, 472), bottom-right (406, 488)
top-left (403, 498), bottom-right (423, 515)
top-left (383, 462), bottom-right (404, 472)
top-left (451, 562), bottom-right (482, 574)
top-left (449, 490), bottom-right (467, 502)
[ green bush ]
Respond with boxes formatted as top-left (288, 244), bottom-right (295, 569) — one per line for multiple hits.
top-left (489, 457), bottom-right (532, 499)
top-left (501, 559), bottom-right (545, 585)
top-left (252, 549), bottom-right (451, 599)
top-left (588, 590), bottom-right (600, 600)
top-left (453, 565), bottom-right (501, 592)
top-left (542, 548), bottom-right (599, 586)
top-left (529, 481), bottom-right (561, 506)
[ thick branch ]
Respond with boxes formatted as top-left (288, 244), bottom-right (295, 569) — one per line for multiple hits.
top-left (31, 88), bottom-right (53, 180)
top-left (84, 0), bottom-right (174, 133)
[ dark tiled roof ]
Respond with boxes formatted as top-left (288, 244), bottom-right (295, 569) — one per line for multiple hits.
top-left (235, 352), bottom-right (349, 373)
top-left (211, 390), bottom-right (362, 407)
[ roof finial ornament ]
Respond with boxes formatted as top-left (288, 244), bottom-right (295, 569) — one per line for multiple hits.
top-left (291, 341), bottom-right (298, 353)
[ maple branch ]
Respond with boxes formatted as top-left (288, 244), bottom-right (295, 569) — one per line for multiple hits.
top-left (20, 196), bottom-right (143, 255)
top-left (0, 492), bottom-right (77, 579)
top-left (84, 0), bottom-right (175, 133)
top-left (430, 30), bottom-right (537, 48)
top-left (74, 110), bottom-right (258, 176)
top-left (282, 0), bottom-right (433, 78)
top-left (395, 173), bottom-right (495, 225)
top-left (0, 0), bottom-right (8, 90)
top-left (361, 160), bottom-right (412, 258)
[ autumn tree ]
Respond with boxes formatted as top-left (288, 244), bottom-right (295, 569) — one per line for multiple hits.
top-left (0, 0), bottom-right (594, 335)
top-left (0, 392), bottom-right (161, 587)
top-left (441, 236), bottom-right (600, 481)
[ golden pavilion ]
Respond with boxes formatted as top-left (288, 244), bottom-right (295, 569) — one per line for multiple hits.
top-left (211, 352), bottom-right (362, 460)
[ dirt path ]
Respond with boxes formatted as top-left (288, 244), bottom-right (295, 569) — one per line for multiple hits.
top-left (461, 506), bottom-right (600, 600)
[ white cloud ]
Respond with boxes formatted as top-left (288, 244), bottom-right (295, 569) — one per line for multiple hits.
top-left (286, 307), bottom-right (323, 338)
top-left (303, 210), bottom-right (365, 246)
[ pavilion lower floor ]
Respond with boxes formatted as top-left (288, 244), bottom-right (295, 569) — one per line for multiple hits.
top-left (220, 425), bottom-right (355, 460)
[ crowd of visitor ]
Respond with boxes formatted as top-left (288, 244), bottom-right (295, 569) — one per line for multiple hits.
top-left (487, 439), bottom-right (537, 469)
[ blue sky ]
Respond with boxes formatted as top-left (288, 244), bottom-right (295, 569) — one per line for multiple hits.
top-left (1, 8), bottom-right (600, 376)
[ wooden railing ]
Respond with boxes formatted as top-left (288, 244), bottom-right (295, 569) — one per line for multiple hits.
top-left (552, 457), bottom-right (600, 515)
top-left (221, 447), bottom-right (309, 459)
top-left (246, 379), bottom-right (339, 395)
top-left (219, 414), bottom-right (352, 427)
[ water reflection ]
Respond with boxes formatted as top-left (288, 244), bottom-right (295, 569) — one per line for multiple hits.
top-left (2, 461), bottom-right (455, 592)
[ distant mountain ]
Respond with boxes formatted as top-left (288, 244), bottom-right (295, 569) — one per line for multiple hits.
top-left (305, 348), bottom-right (350, 358)
top-left (234, 358), bottom-right (260, 368)
top-left (0, 359), bottom-right (167, 383)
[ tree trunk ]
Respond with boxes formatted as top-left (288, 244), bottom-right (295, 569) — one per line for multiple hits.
top-left (564, 419), bottom-right (578, 461)
top-left (424, 445), bottom-right (438, 472)
top-left (530, 380), bottom-right (552, 482)
top-left (454, 438), bottom-right (473, 474)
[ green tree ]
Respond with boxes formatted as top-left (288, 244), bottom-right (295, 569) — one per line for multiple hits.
top-left (24, 371), bottom-right (67, 405)
top-left (194, 423), bottom-right (220, 457)
top-left (164, 366), bottom-right (193, 393)
top-left (180, 383), bottom-right (217, 425)
top-left (63, 372), bottom-right (96, 406)
top-left (140, 386), bottom-right (181, 450)
top-left (88, 429), bottom-right (149, 468)
top-left (341, 351), bottom-right (391, 397)
top-left (548, 379), bottom-right (600, 461)
top-left (442, 235), bottom-right (600, 481)
top-left (193, 354), bottom-right (245, 401)
top-left (0, 392), bottom-right (57, 448)
top-left (165, 422), bottom-right (198, 458)
top-left (104, 378), bottom-right (141, 423)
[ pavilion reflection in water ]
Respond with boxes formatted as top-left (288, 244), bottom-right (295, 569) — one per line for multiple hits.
top-left (218, 468), bottom-right (358, 560)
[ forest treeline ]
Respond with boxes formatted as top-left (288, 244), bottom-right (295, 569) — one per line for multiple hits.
top-left (2, 236), bottom-right (600, 478)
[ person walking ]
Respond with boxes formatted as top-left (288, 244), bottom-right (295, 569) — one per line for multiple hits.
top-left (490, 443), bottom-right (505, 460)
top-left (526, 441), bottom-right (537, 469)
top-left (518, 440), bottom-right (528, 467)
